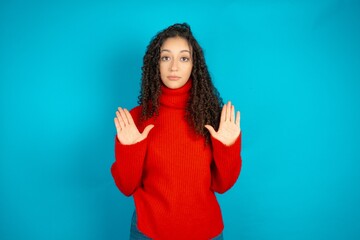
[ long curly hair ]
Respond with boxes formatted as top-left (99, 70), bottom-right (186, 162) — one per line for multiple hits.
top-left (138, 23), bottom-right (223, 142)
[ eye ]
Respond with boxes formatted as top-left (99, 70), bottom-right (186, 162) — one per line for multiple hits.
top-left (180, 57), bottom-right (190, 62)
top-left (160, 56), bottom-right (171, 61)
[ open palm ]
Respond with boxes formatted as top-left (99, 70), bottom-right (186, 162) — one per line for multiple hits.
top-left (205, 101), bottom-right (241, 146)
top-left (114, 107), bottom-right (154, 145)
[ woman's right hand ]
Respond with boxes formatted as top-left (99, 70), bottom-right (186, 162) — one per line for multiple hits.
top-left (114, 107), bottom-right (154, 145)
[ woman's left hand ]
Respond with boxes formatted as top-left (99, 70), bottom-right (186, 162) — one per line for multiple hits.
top-left (205, 101), bottom-right (241, 146)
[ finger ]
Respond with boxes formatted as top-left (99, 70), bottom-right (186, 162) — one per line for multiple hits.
top-left (205, 125), bottom-right (216, 137)
top-left (114, 117), bottom-right (121, 132)
top-left (116, 110), bottom-right (125, 129)
top-left (226, 101), bottom-right (231, 121)
top-left (220, 105), bottom-right (226, 122)
top-left (118, 107), bottom-right (129, 125)
top-left (230, 104), bottom-right (235, 122)
top-left (141, 124), bottom-right (154, 138)
top-left (236, 111), bottom-right (240, 128)
top-left (124, 108), bottom-right (135, 125)
top-left (137, 125), bottom-right (154, 143)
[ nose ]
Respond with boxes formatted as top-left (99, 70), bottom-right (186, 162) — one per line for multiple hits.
top-left (170, 59), bottom-right (178, 71)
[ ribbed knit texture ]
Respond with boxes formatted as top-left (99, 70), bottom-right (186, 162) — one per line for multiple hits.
top-left (111, 80), bottom-right (242, 239)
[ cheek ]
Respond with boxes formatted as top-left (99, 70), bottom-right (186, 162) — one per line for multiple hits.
top-left (159, 63), bottom-right (166, 75)
top-left (187, 65), bottom-right (193, 75)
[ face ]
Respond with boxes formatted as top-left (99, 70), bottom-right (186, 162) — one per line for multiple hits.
top-left (159, 37), bottom-right (193, 89)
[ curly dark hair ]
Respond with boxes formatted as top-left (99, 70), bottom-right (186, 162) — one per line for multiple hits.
top-left (138, 23), bottom-right (223, 142)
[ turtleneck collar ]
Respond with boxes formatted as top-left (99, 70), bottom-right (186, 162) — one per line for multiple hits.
top-left (159, 79), bottom-right (192, 109)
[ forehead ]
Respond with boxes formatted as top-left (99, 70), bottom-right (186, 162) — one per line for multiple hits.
top-left (160, 37), bottom-right (191, 52)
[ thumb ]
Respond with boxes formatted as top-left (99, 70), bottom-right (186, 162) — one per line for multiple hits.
top-left (204, 125), bottom-right (216, 136)
top-left (141, 124), bottom-right (155, 138)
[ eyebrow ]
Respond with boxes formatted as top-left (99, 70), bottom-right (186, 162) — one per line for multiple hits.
top-left (160, 49), bottom-right (191, 54)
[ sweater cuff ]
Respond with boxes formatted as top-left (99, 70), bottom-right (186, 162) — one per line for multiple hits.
top-left (114, 135), bottom-right (148, 164)
top-left (211, 132), bottom-right (242, 157)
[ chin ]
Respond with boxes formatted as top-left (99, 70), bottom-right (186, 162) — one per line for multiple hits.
top-left (164, 79), bottom-right (190, 89)
top-left (164, 82), bottom-right (185, 89)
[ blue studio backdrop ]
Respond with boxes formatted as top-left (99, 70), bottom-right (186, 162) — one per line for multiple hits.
top-left (1, 0), bottom-right (359, 239)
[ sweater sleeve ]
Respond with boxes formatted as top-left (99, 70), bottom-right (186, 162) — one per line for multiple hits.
top-left (110, 107), bottom-right (148, 196)
top-left (210, 132), bottom-right (242, 194)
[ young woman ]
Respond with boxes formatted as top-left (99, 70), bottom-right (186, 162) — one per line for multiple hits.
top-left (111, 23), bottom-right (242, 240)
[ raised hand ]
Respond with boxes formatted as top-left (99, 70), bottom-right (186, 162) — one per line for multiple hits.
top-left (205, 101), bottom-right (241, 146)
top-left (114, 107), bottom-right (154, 145)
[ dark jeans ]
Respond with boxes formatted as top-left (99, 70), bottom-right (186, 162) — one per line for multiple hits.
top-left (130, 211), bottom-right (224, 240)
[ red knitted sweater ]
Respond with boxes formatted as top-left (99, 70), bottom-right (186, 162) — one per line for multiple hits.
top-left (111, 80), bottom-right (242, 239)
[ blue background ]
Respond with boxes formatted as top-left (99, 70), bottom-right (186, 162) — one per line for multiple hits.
top-left (1, 0), bottom-right (359, 239)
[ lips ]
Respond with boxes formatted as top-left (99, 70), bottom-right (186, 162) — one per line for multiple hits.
top-left (167, 76), bottom-right (181, 81)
